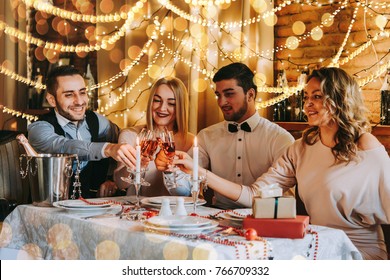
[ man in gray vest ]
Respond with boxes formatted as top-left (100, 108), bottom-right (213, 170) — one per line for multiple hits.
top-left (28, 65), bottom-right (135, 198)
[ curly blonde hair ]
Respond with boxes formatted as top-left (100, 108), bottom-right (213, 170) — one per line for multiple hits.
top-left (302, 67), bottom-right (371, 163)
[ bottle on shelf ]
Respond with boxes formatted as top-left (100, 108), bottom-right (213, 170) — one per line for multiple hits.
top-left (380, 68), bottom-right (390, 125)
top-left (16, 134), bottom-right (38, 157)
top-left (273, 70), bottom-right (290, 121)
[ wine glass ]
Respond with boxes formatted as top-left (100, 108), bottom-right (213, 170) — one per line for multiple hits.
top-left (158, 129), bottom-right (176, 172)
top-left (121, 129), bottom-right (159, 208)
top-left (157, 128), bottom-right (178, 188)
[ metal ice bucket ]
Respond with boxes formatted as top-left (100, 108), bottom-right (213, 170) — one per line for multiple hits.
top-left (20, 153), bottom-right (77, 207)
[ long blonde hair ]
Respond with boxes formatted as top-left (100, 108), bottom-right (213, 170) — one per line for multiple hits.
top-left (302, 67), bottom-right (371, 163)
top-left (146, 77), bottom-right (189, 139)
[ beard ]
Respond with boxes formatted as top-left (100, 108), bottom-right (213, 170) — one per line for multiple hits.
top-left (56, 105), bottom-right (86, 122)
top-left (223, 101), bottom-right (248, 122)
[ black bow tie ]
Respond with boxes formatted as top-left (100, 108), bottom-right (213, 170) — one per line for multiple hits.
top-left (228, 122), bottom-right (251, 133)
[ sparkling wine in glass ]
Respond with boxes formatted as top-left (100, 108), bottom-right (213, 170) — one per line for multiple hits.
top-left (160, 130), bottom-right (176, 172)
top-left (121, 128), bottom-right (158, 189)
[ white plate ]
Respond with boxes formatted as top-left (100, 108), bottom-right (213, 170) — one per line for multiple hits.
top-left (219, 212), bottom-right (244, 221)
top-left (227, 208), bottom-right (252, 219)
top-left (53, 201), bottom-right (120, 215)
top-left (148, 196), bottom-right (201, 205)
top-left (141, 197), bottom-right (206, 208)
top-left (147, 215), bottom-right (211, 228)
top-left (57, 199), bottom-right (112, 209)
top-left (143, 220), bottom-right (219, 234)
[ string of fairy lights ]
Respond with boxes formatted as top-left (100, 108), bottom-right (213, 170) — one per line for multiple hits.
top-left (1, 0), bottom-right (390, 121)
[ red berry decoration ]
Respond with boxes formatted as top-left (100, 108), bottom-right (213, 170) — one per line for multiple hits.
top-left (143, 211), bottom-right (157, 219)
top-left (245, 228), bottom-right (258, 241)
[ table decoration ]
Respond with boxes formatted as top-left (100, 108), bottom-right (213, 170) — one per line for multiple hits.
top-left (243, 215), bottom-right (310, 239)
top-left (252, 196), bottom-right (296, 218)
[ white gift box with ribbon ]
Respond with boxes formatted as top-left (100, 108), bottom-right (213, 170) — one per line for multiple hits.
top-left (253, 196), bottom-right (296, 219)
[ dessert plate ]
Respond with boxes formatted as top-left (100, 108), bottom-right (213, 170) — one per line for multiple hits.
top-left (141, 197), bottom-right (206, 208)
top-left (57, 199), bottom-right (112, 209)
top-left (227, 208), bottom-right (252, 219)
top-left (143, 219), bottom-right (218, 234)
top-left (147, 215), bottom-right (211, 228)
top-left (53, 201), bottom-right (120, 215)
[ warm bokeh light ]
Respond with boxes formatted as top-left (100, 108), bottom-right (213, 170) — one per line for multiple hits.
top-left (119, 58), bottom-right (131, 71)
top-left (51, 17), bottom-right (62, 32)
top-left (190, 23), bottom-right (204, 39)
top-left (109, 48), bottom-right (124, 63)
top-left (46, 223), bottom-right (73, 250)
top-left (174, 17), bottom-right (188, 32)
top-left (163, 241), bottom-right (189, 260)
top-left (292, 21), bottom-right (305, 35)
top-left (100, 0), bottom-right (115, 14)
top-left (254, 72), bottom-right (267, 86)
top-left (34, 47), bottom-right (46, 61)
top-left (251, 0), bottom-right (268, 13)
top-left (52, 241), bottom-right (80, 260)
top-left (85, 26), bottom-right (96, 41)
top-left (375, 15), bottom-right (387, 29)
top-left (321, 13), bottom-right (334, 27)
top-left (146, 23), bottom-right (157, 38)
top-left (57, 20), bottom-right (72, 36)
top-left (311, 26), bottom-right (323, 41)
top-left (148, 64), bottom-right (162, 79)
top-left (128, 45), bottom-right (142, 60)
top-left (286, 36), bottom-right (299, 50)
top-left (36, 19), bottom-right (49, 35)
top-left (192, 243), bottom-right (218, 260)
top-left (95, 240), bottom-right (120, 260)
top-left (17, 3), bottom-right (26, 19)
top-left (192, 78), bottom-right (208, 92)
top-left (264, 14), bottom-right (277, 27)
top-left (2, 60), bottom-right (14, 71)
top-left (201, 5), bottom-right (218, 18)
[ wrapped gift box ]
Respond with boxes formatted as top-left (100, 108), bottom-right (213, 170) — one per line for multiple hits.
top-left (243, 215), bottom-right (310, 239)
top-left (258, 184), bottom-right (283, 198)
top-left (253, 196), bottom-right (296, 219)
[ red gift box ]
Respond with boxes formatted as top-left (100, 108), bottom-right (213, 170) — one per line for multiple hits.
top-left (242, 215), bottom-right (310, 239)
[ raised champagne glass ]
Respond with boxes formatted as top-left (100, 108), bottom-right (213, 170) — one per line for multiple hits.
top-left (158, 128), bottom-right (178, 189)
top-left (121, 129), bottom-right (159, 208)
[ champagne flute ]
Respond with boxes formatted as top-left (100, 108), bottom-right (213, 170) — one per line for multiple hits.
top-left (159, 129), bottom-right (176, 172)
top-left (121, 129), bottom-right (158, 203)
top-left (157, 128), bottom-right (178, 189)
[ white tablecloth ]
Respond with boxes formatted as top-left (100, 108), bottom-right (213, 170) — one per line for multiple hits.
top-left (0, 197), bottom-right (362, 260)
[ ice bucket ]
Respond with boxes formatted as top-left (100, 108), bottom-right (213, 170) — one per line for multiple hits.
top-left (20, 153), bottom-right (77, 207)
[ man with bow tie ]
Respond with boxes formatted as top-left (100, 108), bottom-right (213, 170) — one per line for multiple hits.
top-left (156, 62), bottom-right (294, 209)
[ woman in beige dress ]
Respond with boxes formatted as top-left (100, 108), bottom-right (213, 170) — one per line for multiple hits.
top-left (172, 67), bottom-right (390, 259)
top-left (113, 77), bottom-right (194, 196)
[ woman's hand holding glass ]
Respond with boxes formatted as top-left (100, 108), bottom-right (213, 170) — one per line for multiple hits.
top-left (121, 128), bottom-right (159, 187)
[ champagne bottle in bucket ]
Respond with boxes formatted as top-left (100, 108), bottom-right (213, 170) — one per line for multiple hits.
top-left (17, 134), bottom-right (76, 206)
top-left (16, 134), bottom-right (38, 156)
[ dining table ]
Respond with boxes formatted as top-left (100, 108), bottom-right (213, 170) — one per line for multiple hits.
top-left (0, 196), bottom-right (362, 260)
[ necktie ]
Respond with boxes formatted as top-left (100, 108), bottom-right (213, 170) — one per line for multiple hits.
top-left (228, 122), bottom-right (251, 133)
